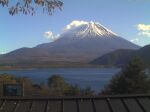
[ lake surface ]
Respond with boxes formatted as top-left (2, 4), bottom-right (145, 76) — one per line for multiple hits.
top-left (0, 68), bottom-right (120, 91)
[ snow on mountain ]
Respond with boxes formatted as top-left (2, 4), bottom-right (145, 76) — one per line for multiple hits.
top-left (61, 20), bottom-right (117, 38)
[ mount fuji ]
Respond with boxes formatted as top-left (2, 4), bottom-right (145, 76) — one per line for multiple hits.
top-left (0, 20), bottom-right (140, 67)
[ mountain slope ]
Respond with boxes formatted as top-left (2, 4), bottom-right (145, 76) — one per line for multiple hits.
top-left (90, 44), bottom-right (150, 66)
top-left (0, 21), bottom-right (140, 67)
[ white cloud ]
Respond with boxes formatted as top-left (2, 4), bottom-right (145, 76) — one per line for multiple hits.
top-left (138, 31), bottom-right (150, 37)
top-left (0, 51), bottom-right (6, 54)
top-left (130, 38), bottom-right (139, 42)
top-left (137, 24), bottom-right (150, 31)
top-left (44, 31), bottom-right (54, 39)
top-left (137, 24), bottom-right (150, 37)
top-left (64, 20), bottom-right (88, 31)
top-left (44, 31), bottom-right (60, 41)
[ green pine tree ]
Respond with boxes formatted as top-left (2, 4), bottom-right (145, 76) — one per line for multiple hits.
top-left (101, 58), bottom-right (150, 95)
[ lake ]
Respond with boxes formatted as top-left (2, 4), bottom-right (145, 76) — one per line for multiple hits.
top-left (0, 68), bottom-right (120, 91)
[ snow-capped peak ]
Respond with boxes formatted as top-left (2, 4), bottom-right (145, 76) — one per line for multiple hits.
top-left (62, 20), bottom-right (118, 38)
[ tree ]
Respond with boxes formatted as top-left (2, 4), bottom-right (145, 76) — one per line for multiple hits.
top-left (81, 86), bottom-right (95, 96)
top-left (101, 58), bottom-right (150, 95)
top-left (48, 75), bottom-right (70, 96)
top-left (0, 0), bottom-right (63, 15)
top-left (66, 84), bottom-right (81, 96)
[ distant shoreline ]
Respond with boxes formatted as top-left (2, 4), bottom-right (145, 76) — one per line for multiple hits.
top-left (0, 64), bottom-right (119, 71)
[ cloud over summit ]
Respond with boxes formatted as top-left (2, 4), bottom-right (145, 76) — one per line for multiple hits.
top-left (64, 20), bottom-right (88, 31)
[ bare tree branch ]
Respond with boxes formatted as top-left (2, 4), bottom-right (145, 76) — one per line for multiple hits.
top-left (0, 0), bottom-right (63, 16)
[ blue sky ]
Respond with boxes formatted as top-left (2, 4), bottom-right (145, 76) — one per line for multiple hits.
top-left (0, 0), bottom-right (150, 54)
